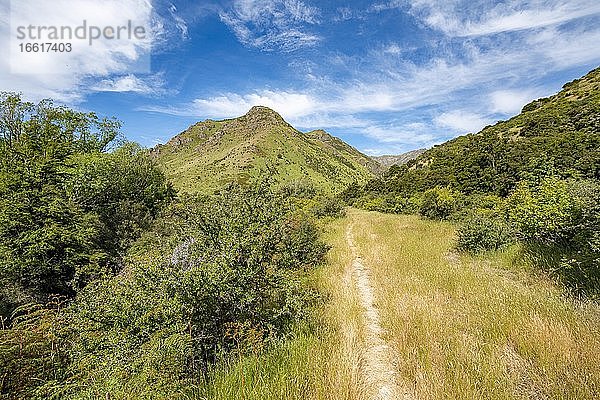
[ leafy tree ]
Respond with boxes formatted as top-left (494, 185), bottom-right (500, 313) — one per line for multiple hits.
top-left (26, 184), bottom-right (327, 398)
top-left (0, 93), bottom-right (173, 317)
top-left (505, 177), bottom-right (580, 245)
top-left (506, 177), bottom-right (600, 297)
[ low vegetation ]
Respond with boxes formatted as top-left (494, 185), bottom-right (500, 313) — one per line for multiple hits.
top-left (344, 209), bottom-right (600, 399)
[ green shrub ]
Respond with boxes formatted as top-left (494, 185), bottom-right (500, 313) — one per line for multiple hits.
top-left (338, 182), bottom-right (362, 205)
top-left (352, 194), bottom-right (419, 215)
top-left (28, 183), bottom-right (328, 398)
top-left (457, 214), bottom-right (515, 253)
top-left (0, 299), bottom-right (71, 399)
top-left (419, 187), bottom-right (459, 220)
top-left (453, 194), bottom-right (505, 220)
top-left (311, 196), bottom-right (345, 218)
top-left (505, 177), bottom-right (580, 244)
top-left (507, 178), bottom-right (600, 297)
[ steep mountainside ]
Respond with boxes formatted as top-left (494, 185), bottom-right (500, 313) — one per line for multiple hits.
top-left (372, 149), bottom-right (426, 169)
top-left (152, 107), bottom-right (376, 193)
top-left (380, 67), bottom-right (600, 196)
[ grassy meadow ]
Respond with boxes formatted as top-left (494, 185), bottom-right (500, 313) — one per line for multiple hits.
top-left (189, 215), bottom-right (367, 400)
top-left (346, 209), bottom-right (600, 399)
top-left (189, 208), bottom-right (600, 399)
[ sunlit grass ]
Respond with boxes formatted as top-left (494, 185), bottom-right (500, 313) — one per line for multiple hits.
top-left (348, 208), bottom-right (600, 399)
top-left (190, 209), bottom-right (599, 399)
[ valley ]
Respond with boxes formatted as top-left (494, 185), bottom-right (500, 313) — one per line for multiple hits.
top-left (1, 66), bottom-right (598, 400)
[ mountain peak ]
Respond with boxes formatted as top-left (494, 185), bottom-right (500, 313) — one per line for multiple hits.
top-left (239, 106), bottom-right (290, 131)
top-left (245, 106), bottom-right (283, 119)
top-left (152, 105), bottom-right (376, 193)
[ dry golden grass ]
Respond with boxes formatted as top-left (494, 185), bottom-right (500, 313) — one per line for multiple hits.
top-left (195, 209), bottom-right (599, 399)
top-left (315, 215), bottom-right (370, 400)
top-left (345, 209), bottom-right (600, 399)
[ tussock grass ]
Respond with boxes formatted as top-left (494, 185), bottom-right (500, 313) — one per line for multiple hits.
top-left (347, 209), bottom-right (600, 399)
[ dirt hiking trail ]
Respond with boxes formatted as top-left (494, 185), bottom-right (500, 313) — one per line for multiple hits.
top-left (346, 223), bottom-right (413, 400)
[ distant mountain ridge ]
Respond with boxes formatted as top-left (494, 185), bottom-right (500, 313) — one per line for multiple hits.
top-left (152, 106), bottom-right (378, 193)
top-left (372, 150), bottom-right (426, 169)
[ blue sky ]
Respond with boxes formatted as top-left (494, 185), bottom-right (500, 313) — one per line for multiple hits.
top-left (2, 0), bottom-right (600, 155)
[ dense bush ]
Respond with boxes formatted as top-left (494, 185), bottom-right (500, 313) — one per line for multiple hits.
top-left (0, 94), bottom-right (173, 318)
top-left (457, 214), bottom-right (515, 253)
top-left (419, 187), bottom-right (459, 220)
top-left (505, 177), bottom-right (580, 244)
top-left (452, 194), bottom-right (505, 221)
top-left (279, 181), bottom-right (345, 219)
top-left (352, 194), bottom-right (421, 215)
top-left (311, 195), bottom-right (346, 218)
top-left (507, 178), bottom-right (600, 297)
top-left (0, 299), bottom-right (71, 399)
top-left (0, 183), bottom-right (329, 398)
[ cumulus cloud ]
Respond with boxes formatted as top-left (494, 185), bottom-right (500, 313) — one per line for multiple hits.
top-left (490, 89), bottom-right (542, 114)
top-left (219, 0), bottom-right (321, 52)
top-left (0, 0), bottom-right (184, 102)
top-left (363, 123), bottom-right (437, 145)
top-left (142, 90), bottom-right (319, 121)
top-left (435, 111), bottom-right (494, 133)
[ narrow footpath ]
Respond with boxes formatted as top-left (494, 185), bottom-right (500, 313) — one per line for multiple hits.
top-left (345, 223), bottom-right (412, 400)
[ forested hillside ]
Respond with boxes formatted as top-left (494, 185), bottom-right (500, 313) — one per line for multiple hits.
top-left (346, 67), bottom-right (600, 299)
top-left (373, 67), bottom-right (599, 196)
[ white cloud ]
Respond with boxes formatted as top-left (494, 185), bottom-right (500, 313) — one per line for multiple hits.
top-left (363, 124), bottom-right (437, 145)
top-left (435, 111), bottom-right (493, 133)
top-left (291, 114), bottom-right (369, 130)
top-left (219, 0), bottom-right (321, 52)
top-left (334, 7), bottom-right (354, 22)
top-left (382, 43), bottom-right (403, 55)
top-left (8, 0), bottom-right (154, 75)
top-left (0, 0), bottom-right (183, 102)
top-left (407, 0), bottom-right (600, 37)
top-left (527, 26), bottom-right (600, 68)
top-left (490, 89), bottom-right (541, 114)
top-left (142, 90), bottom-right (319, 121)
top-left (92, 74), bottom-right (165, 94)
top-left (368, 1), bottom-right (403, 13)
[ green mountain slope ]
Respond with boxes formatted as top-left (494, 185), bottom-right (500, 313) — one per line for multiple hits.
top-left (152, 106), bottom-right (376, 193)
top-left (381, 67), bottom-right (600, 196)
